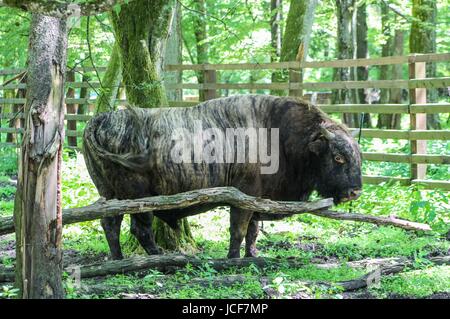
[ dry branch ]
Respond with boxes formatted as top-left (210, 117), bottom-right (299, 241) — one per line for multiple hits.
top-left (0, 187), bottom-right (333, 235)
top-left (0, 0), bottom-right (133, 18)
top-left (311, 210), bottom-right (432, 231)
top-left (0, 187), bottom-right (432, 236)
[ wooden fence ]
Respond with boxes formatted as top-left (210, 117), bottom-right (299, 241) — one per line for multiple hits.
top-left (0, 53), bottom-right (449, 190)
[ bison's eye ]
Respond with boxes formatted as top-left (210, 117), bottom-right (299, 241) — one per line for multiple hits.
top-left (334, 154), bottom-right (345, 164)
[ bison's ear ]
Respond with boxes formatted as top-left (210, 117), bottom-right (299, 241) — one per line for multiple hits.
top-left (308, 138), bottom-right (327, 155)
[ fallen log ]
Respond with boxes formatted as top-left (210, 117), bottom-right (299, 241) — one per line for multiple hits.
top-left (2, 253), bottom-right (449, 284)
top-left (0, 187), bottom-right (432, 235)
top-left (0, 186), bottom-right (333, 236)
top-left (77, 256), bottom-right (450, 297)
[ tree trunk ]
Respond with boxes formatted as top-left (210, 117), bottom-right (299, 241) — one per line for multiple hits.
top-left (270, 0), bottom-right (282, 91)
top-left (410, 0), bottom-right (440, 129)
top-left (192, 0), bottom-right (209, 101)
top-left (334, 0), bottom-right (358, 127)
top-left (272, 0), bottom-right (318, 96)
top-left (164, 1), bottom-right (183, 102)
top-left (270, 0), bottom-right (282, 62)
top-left (389, 28), bottom-right (404, 129)
top-left (355, 2), bottom-right (371, 128)
top-left (111, 0), bottom-right (195, 251)
top-left (377, 2), bottom-right (396, 129)
top-left (14, 13), bottom-right (67, 299)
top-left (111, 0), bottom-right (172, 107)
top-left (95, 41), bottom-right (122, 113)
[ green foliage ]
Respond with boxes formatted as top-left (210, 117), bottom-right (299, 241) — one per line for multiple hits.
top-left (369, 265), bottom-right (450, 297)
top-left (0, 285), bottom-right (19, 299)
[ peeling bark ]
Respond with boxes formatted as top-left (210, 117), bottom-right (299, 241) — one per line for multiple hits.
top-left (14, 13), bottom-right (67, 299)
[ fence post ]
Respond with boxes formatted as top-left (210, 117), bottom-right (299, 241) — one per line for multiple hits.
top-left (408, 55), bottom-right (427, 181)
top-left (66, 70), bottom-right (77, 147)
top-left (202, 68), bottom-right (217, 101)
top-left (288, 67), bottom-right (303, 98)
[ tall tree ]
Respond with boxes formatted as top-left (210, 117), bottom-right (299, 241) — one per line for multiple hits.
top-left (377, 4), bottom-right (404, 129)
top-left (111, 0), bottom-right (195, 251)
top-left (270, 0), bottom-right (282, 62)
top-left (192, 0), bottom-right (209, 101)
top-left (272, 0), bottom-right (317, 96)
top-left (14, 13), bottom-right (67, 300)
top-left (355, 1), bottom-right (371, 127)
top-left (111, 0), bottom-right (171, 107)
top-left (5, 0), bottom-right (131, 299)
top-left (410, 0), bottom-right (440, 129)
top-left (164, 0), bottom-right (182, 102)
top-left (334, 0), bottom-right (358, 127)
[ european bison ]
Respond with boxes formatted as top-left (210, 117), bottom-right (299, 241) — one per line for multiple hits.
top-left (83, 95), bottom-right (362, 259)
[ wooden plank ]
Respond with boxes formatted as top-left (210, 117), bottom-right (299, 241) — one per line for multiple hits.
top-left (165, 82), bottom-right (289, 90)
top-left (409, 60), bottom-right (427, 180)
top-left (164, 53), bottom-right (450, 71)
top-left (0, 112), bottom-right (24, 119)
top-left (302, 55), bottom-right (408, 69)
top-left (0, 98), bottom-right (26, 104)
top-left (363, 153), bottom-right (450, 164)
top-left (0, 142), bottom-right (19, 148)
top-left (412, 179), bottom-right (450, 190)
top-left (66, 130), bottom-right (84, 137)
top-left (165, 61), bottom-right (301, 71)
top-left (319, 104), bottom-right (408, 114)
top-left (0, 127), bottom-right (24, 133)
top-left (409, 130), bottom-right (450, 140)
top-left (168, 101), bottom-right (198, 107)
top-left (362, 152), bottom-right (411, 163)
top-left (409, 77), bottom-right (450, 89)
top-left (411, 154), bottom-right (450, 165)
top-left (0, 68), bottom-right (26, 75)
top-left (302, 80), bottom-right (409, 90)
top-left (410, 103), bottom-right (450, 113)
top-left (349, 129), bottom-right (450, 140)
top-left (0, 83), bottom-right (27, 90)
top-left (410, 53), bottom-right (450, 64)
top-left (203, 70), bottom-right (217, 101)
top-left (65, 114), bottom-right (92, 121)
top-left (362, 175), bottom-right (411, 186)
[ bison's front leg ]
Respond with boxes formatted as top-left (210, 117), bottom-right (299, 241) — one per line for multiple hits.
top-left (244, 217), bottom-right (259, 257)
top-left (101, 215), bottom-right (124, 260)
top-left (227, 208), bottom-right (254, 258)
top-left (130, 213), bottom-right (161, 255)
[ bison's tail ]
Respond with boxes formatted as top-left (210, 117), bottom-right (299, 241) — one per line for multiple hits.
top-left (82, 112), bottom-right (151, 173)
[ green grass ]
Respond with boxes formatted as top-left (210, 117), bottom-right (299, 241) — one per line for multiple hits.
top-left (369, 265), bottom-right (450, 298)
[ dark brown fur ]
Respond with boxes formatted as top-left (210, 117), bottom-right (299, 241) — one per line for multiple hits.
top-left (83, 95), bottom-right (362, 259)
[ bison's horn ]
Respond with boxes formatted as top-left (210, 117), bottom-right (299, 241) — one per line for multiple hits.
top-left (320, 126), bottom-right (335, 140)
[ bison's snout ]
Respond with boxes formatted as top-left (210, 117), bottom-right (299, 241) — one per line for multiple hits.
top-left (340, 189), bottom-right (362, 203)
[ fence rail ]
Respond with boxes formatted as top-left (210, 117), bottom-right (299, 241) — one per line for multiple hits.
top-left (1, 53), bottom-right (449, 190)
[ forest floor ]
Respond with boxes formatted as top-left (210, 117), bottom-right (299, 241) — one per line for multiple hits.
top-left (0, 150), bottom-right (449, 299)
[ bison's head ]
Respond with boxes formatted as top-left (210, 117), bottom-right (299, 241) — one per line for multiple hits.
top-left (308, 123), bottom-right (362, 204)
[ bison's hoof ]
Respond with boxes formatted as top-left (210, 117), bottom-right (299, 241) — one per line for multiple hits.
top-left (148, 247), bottom-right (163, 255)
top-left (227, 250), bottom-right (240, 259)
top-left (244, 249), bottom-right (258, 258)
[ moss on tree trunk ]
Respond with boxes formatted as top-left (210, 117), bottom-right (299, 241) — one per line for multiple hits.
top-left (111, 0), bottom-right (195, 252)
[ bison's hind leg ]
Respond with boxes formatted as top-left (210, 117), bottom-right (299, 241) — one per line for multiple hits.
top-left (244, 217), bottom-right (259, 257)
top-left (228, 208), bottom-right (254, 258)
top-left (130, 212), bottom-right (162, 255)
top-left (101, 215), bottom-right (124, 260)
